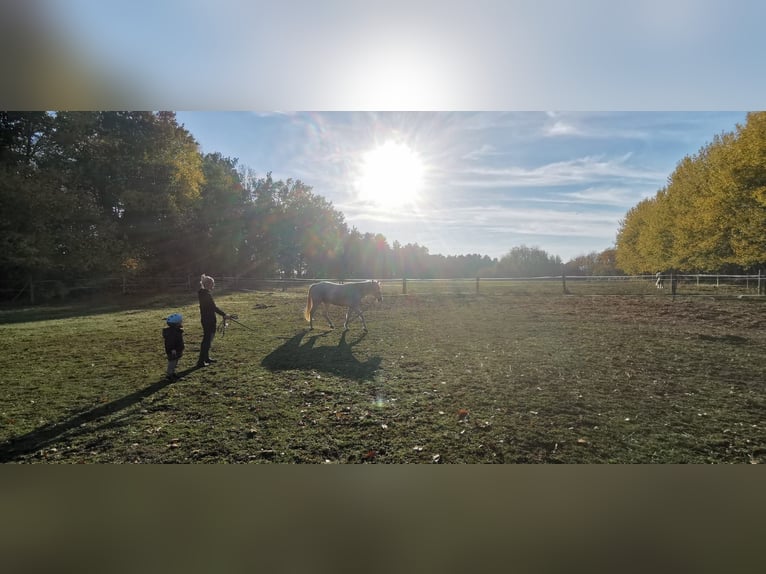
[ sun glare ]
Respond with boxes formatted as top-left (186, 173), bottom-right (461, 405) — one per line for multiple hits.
top-left (356, 140), bottom-right (425, 208)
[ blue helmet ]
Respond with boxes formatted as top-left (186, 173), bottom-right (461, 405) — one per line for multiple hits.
top-left (166, 313), bottom-right (183, 325)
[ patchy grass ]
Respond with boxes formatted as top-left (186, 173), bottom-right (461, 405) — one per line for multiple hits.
top-left (1, 283), bottom-right (765, 463)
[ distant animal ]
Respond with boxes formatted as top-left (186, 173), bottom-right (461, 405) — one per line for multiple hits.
top-left (304, 280), bottom-right (382, 331)
top-left (655, 272), bottom-right (665, 289)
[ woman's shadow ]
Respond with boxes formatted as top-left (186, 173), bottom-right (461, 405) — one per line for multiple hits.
top-left (261, 330), bottom-right (381, 381)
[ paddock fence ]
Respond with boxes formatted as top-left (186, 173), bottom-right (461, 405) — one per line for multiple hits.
top-left (2, 272), bottom-right (766, 305)
top-left (381, 273), bottom-right (766, 297)
top-left (0, 276), bottom-right (313, 304)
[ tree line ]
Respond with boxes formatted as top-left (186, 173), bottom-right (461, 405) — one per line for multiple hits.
top-left (1, 111), bottom-right (621, 293)
top-left (616, 111), bottom-right (766, 274)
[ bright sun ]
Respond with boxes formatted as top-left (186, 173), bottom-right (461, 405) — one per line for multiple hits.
top-left (356, 140), bottom-right (425, 208)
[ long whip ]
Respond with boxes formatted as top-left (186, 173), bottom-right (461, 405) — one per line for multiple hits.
top-left (227, 315), bottom-right (258, 332)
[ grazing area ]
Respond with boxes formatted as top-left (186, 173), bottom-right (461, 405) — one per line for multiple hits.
top-left (1, 281), bottom-right (765, 463)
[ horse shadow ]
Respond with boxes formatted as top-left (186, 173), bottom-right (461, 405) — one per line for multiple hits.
top-left (261, 330), bottom-right (381, 381)
top-left (0, 365), bottom-right (204, 462)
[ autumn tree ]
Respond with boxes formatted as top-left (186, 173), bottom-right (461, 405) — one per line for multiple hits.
top-left (726, 112), bottom-right (766, 269)
top-left (564, 248), bottom-right (621, 276)
top-left (617, 112), bottom-right (766, 273)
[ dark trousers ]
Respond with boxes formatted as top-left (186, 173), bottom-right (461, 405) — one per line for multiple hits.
top-left (198, 327), bottom-right (215, 364)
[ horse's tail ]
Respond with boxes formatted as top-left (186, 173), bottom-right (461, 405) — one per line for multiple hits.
top-left (304, 286), bottom-right (313, 321)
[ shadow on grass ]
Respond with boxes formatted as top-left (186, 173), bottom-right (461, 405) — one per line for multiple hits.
top-left (261, 330), bottom-right (381, 381)
top-left (0, 365), bottom-right (203, 462)
top-left (698, 334), bottom-right (749, 344)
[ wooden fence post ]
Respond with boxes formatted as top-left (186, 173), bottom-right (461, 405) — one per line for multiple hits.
top-left (671, 270), bottom-right (677, 299)
top-left (402, 277), bottom-right (407, 295)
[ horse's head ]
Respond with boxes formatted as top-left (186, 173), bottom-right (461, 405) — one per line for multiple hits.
top-left (371, 280), bottom-right (382, 302)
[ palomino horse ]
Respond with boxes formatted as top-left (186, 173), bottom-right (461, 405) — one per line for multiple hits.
top-left (304, 280), bottom-right (382, 331)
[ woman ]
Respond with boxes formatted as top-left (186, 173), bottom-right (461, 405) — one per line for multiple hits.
top-left (196, 274), bottom-right (229, 367)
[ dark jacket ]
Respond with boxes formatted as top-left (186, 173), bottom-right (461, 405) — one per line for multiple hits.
top-left (162, 325), bottom-right (185, 357)
top-left (198, 288), bottom-right (226, 330)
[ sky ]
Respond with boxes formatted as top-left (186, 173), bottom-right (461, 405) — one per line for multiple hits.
top-left (174, 111), bottom-right (746, 261)
top-left (17, 0), bottom-right (765, 110)
top-left (3, 2), bottom-right (764, 260)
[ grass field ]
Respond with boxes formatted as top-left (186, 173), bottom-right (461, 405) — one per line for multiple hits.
top-left (1, 280), bottom-right (765, 463)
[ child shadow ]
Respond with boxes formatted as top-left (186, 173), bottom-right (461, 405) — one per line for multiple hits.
top-left (0, 364), bottom-right (205, 462)
top-left (261, 330), bottom-right (381, 381)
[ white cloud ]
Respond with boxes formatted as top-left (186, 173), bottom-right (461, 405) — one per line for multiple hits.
top-left (344, 202), bottom-right (619, 238)
top-left (455, 154), bottom-right (664, 188)
top-left (557, 186), bottom-right (656, 207)
top-left (546, 121), bottom-right (581, 136)
top-left (462, 144), bottom-right (499, 161)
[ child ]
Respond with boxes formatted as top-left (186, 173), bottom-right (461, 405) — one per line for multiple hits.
top-left (163, 313), bottom-right (185, 380)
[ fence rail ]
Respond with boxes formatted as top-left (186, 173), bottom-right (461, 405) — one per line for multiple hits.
top-left (2, 273), bottom-right (765, 304)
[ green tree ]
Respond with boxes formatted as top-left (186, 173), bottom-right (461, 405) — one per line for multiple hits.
top-left (46, 111), bottom-right (205, 276)
top-left (0, 112), bottom-right (113, 282)
top-left (497, 245), bottom-right (562, 277)
top-left (239, 174), bottom-right (348, 278)
top-left (189, 152), bottom-right (247, 276)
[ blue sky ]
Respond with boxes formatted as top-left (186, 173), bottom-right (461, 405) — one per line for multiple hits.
top-left (36, 0), bottom-right (766, 110)
top-left (175, 111), bottom-right (746, 260)
top-left (10, 2), bottom-right (764, 259)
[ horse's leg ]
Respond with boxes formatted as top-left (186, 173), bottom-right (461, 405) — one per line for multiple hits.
top-left (344, 305), bottom-right (366, 331)
top-left (306, 289), bottom-right (317, 329)
top-left (322, 303), bottom-right (334, 329)
top-left (308, 297), bottom-right (315, 329)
